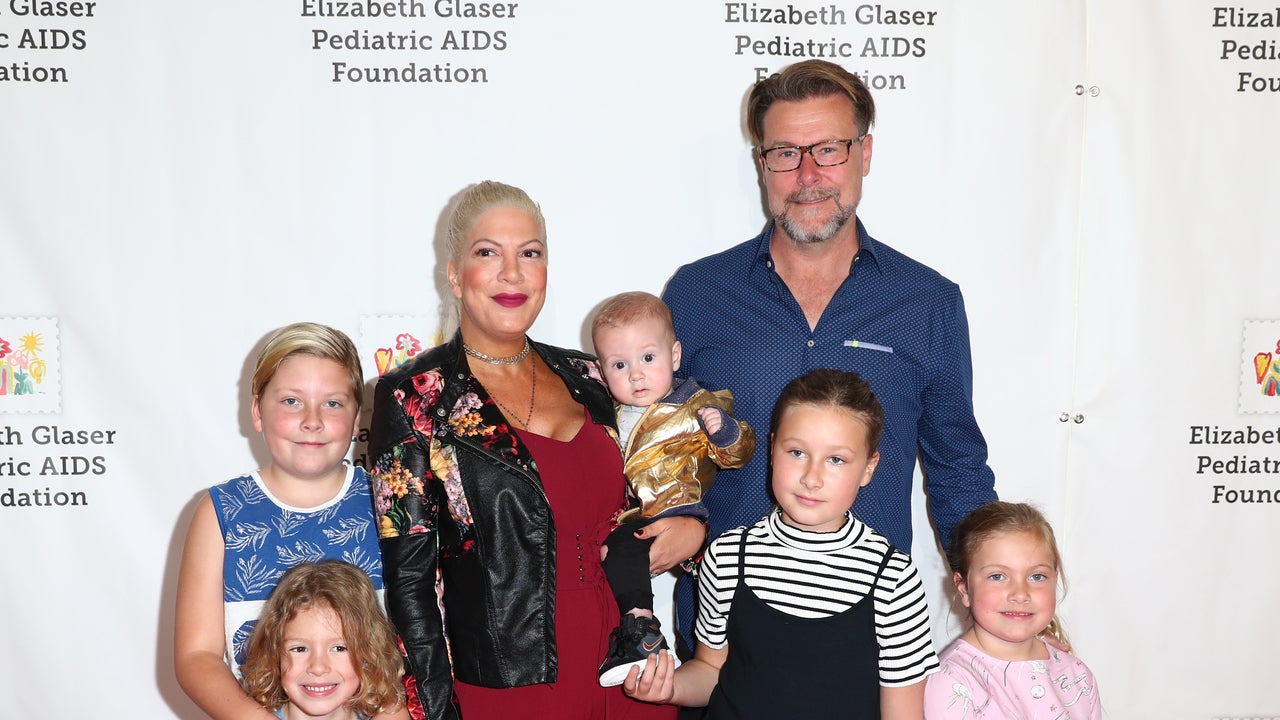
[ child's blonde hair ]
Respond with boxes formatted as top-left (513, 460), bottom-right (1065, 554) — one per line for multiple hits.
top-left (949, 501), bottom-right (1070, 648)
top-left (591, 291), bottom-right (677, 345)
top-left (251, 322), bottom-right (364, 412)
top-left (241, 560), bottom-right (404, 717)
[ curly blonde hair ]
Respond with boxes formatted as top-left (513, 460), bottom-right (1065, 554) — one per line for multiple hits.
top-left (241, 561), bottom-right (404, 717)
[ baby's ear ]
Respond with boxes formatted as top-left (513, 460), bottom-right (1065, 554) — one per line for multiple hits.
top-left (671, 340), bottom-right (682, 371)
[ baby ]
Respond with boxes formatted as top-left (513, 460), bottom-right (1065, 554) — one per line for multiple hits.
top-left (591, 291), bottom-right (754, 687)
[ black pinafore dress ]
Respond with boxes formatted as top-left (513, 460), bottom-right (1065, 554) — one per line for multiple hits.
top-left (706, 527), bottom-right (893, 719)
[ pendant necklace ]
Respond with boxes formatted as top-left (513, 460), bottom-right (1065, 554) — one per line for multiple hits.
top-left (465, 337), bottom-right (538, 429)
top-left (488, 360), bottom-right (537, 430)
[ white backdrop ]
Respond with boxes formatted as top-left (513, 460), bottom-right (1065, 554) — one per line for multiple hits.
top-left (3, 1), bottom-right (1279, 717)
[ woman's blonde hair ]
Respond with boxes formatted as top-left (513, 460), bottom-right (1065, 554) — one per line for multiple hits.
top-left (241, 560), bottom-right (404, 717)
top-left (445, 180), bottom-right (546, 264)
top-left (949, 501), bottom-right (1071, 648)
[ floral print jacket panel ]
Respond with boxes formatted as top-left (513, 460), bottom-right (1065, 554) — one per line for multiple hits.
top-left (368, 332), bottom-right (619, 720)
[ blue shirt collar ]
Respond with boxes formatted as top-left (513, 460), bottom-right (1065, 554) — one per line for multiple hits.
top-left (755, 218), bottom-right (885, 275)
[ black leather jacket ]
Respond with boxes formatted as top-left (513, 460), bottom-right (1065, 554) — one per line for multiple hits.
top-left (368, 332), bottom-right (617, 720)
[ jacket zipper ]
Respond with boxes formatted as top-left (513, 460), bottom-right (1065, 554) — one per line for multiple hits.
top-left (447, 431), bottom-right (552, 509)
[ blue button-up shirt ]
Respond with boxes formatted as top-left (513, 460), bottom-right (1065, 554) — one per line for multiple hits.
top-left (663, 219), bottom-right (996, 557)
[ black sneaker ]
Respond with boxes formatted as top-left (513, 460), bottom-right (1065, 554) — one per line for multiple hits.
top-left (598, 613), bottom-right (679, 687)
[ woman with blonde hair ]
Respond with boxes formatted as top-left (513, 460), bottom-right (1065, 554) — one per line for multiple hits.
top-left (369, 181), bottom-right (699, 720)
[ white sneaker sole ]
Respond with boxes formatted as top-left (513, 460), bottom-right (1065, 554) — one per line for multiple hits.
top-left (598, 654), bottom-right (682, 687)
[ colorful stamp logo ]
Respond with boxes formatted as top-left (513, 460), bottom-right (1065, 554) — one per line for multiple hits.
top-left (1239, 319), bottom-right (1280, 413)
top-left (359, 315), bottom-right (443, 390)
top-left (0, 317), bottom-right (60, 414)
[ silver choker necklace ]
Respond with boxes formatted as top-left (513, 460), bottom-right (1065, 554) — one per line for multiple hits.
top-left (463, 338), bottom-right (531, 365)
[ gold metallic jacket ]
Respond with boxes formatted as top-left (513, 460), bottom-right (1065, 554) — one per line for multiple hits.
top-left (618, 377), bottom-right (755, 523)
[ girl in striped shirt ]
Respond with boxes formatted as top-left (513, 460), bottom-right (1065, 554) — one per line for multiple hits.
top-left (624, 368), bottom-right (938, 719)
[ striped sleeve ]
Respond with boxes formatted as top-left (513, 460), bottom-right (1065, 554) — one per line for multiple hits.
top-left (692, 526), bottom-right (749, 649)
top-left (874, 550), bottom-right (940, 686)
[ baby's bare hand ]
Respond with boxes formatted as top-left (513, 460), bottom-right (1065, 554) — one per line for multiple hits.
top-left (697, 407), bottom-right (722, 435)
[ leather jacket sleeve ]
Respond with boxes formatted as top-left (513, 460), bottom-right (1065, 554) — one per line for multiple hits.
top-left (369, 372), bottom-right (462, 720)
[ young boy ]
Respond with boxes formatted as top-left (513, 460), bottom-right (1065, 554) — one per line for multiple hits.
top-left (591, 291), bottom-right (755, 687)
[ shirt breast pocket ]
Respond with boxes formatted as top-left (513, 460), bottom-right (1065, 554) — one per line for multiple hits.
top-left (840, 340), bottom-right (922, 403)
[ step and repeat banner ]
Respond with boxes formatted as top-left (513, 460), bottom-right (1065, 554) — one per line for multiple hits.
top-left (3, 1), bottom-right (1278, 717)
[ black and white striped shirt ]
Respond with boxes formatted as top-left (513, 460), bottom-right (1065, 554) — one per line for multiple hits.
top-left (694, 510), bottom-right (939, 686)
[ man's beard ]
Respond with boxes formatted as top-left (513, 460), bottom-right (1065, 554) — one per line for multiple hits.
top-left (775, 187), bottom-right (856, 244)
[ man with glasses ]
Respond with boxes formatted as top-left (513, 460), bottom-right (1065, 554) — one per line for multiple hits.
top-left (662, 59), bottom-right (997, 652)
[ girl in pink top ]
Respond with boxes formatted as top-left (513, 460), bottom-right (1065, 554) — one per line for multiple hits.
top-left (925, 502), bottom-right (1101, 719)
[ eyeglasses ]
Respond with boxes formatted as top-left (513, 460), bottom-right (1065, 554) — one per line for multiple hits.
top-left (759, 135), bottom-right (867, 173)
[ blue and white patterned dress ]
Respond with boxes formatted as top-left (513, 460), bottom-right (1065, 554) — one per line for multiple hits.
top-left (210, 464), bottom-right (383, 676)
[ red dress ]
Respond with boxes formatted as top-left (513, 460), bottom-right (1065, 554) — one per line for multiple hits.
top-left (453, 418), bottom-right (676, 720)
